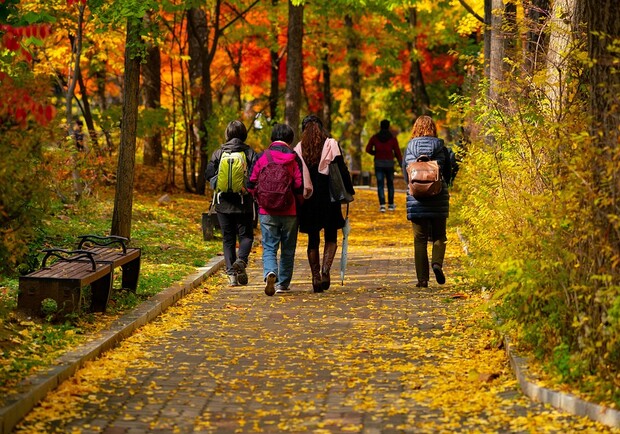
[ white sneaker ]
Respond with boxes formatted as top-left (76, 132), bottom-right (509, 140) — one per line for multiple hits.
top-left (275, 285), bottom-right (290, 294)
top-left (380, 205), bottom-right (386, 212)
top-left (388, 204), bottom-right (396, 211)
top-left (264, 272), bottom-right (276, 296)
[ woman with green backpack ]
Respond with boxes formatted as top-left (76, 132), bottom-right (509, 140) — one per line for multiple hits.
top-left (205, 120), bottom-right (258, 286)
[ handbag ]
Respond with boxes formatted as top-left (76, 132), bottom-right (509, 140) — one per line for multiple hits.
top-left (328, 159), bottom-right (354, 204)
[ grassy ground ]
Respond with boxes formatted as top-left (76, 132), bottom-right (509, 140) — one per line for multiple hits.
top-left (0, 182), bottom-right (221, 401)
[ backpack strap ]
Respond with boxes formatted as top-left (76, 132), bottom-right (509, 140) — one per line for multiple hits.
top-left (265, 149), bottom-right (274, 163)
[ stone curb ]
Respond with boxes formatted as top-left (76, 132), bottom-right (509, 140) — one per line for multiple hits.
top-left (505, 338), bottom-right (620, 428)
top-left (0, 257), bottom-right (225, 434)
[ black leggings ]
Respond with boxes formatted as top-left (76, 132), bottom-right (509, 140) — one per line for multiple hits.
top-left (307, 227), bottom-right (338, 250)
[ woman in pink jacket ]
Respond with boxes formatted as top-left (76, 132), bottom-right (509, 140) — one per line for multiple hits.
top-left (248, 123), bottom-right (304, 296)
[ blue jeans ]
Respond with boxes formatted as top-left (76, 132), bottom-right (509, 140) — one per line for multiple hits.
top-left (259, 214), bottom-right (298, 288)
top-left (375, 166), bottom-right (395, 205)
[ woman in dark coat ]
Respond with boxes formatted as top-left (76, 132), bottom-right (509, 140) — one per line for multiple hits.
top-left (402, 115), bottom-right (450, 288)
top-left (295, 115), bottom-right (354, 292)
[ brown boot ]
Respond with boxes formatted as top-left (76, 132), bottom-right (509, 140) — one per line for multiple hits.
top-left (307, 249), bottom-right (323, 293)
top-left (321, 242), bottom-right (338, 291)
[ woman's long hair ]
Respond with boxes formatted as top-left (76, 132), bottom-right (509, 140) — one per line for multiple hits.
top-left (410, 115), bottom-right (437, 138)
top-left (300, 115), bottom-right (327, 166)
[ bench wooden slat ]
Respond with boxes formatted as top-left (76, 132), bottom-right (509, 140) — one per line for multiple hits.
top-left (17, 236), bottom-right (142, 317)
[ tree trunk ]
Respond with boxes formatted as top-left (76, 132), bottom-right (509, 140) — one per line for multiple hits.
top-left (407, 8), bottom-right (430, 116)
top-left (66, 5), bottom-right (85, 201)
top-left (76, 70), bottom-right (100, 154)
top-left (187, 7), bottom-right (207, 193)
top-left (142, 33), bottom-right (163, 167)
top-left (284, 1), bottom-right (303, 141)
top-left (483, 0), bottom-right (492, 79)
top-left (321, 43), bottom-right (332, 133)
top-left (524, 0), bottom-right (550, 74)
top-left (111, 18), bottom-right (143, 239)
top-left (546, 0), bottom-right (576, 118)
top-left (345, 14), bottom-right (362, 171)
top-left (488, 0), bottom-right (505, 101)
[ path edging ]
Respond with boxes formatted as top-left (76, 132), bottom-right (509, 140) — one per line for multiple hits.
top-left (505, 338), bottom-right (620, 428)
top-left (0, 257), bottom-right (224, 434)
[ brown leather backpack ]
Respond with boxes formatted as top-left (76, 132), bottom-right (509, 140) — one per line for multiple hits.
top-left (406, 155), bottom-right (442, 199)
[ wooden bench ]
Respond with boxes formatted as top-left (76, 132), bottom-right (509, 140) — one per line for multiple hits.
top-left (350, 170), bottom-right (373, 186)
top-left (17, 235), bottom-right (141, 316)
top-left (18, 249), bottom-right (113, 315)
top-left (76, 234), bottom-right (141, 293)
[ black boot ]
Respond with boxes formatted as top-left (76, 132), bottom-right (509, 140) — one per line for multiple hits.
top-left (321, 242), bottom-right (338, 291)
top-left (307, 249), bottom-right (323, 293)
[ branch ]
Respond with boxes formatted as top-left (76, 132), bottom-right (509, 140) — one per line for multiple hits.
top-left (456, 0), bottom-right (484, 24)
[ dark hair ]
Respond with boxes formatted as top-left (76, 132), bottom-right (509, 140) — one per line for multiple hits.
top-left (380, 119), bottom-right (390, 130)
top-left (225, 120), bottom-right (247, 142)
top-left (271, 123), bottom-right (294, 145)
top-left (301, 114), bottom-right (323, 132)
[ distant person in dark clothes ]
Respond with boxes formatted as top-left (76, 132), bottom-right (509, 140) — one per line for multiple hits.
top-left (73, 119), bottom-right (85, 151)
top-left (366, 119), bottom-right (402, 212)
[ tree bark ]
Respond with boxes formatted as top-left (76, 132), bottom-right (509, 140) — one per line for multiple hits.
top-left (345, 14), bottom-right (362, 171)
top-left (284, 1), bottom-right (303, 141)
top-left (407, 8), bottom-right (430, 116)
top-left (488, 0), bottom-right (505, 101)
top-left (111, 18), bottom-right (143, 239)
top-left (321, 42), bottom-right (332, 133)
top-left (142, 36), bottom-right (163, 166)
top-left (268, 0), bottom-right (281, 121)
top-left (77, 69), bottom-right (101, 154)
top-left (545, 0), bottom-right (575, 118)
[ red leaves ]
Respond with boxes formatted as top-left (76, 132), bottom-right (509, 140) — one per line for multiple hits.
top-left (0, 23), bottom-right (53, 52)
top-left (0, 84), bottom-right (57, 127)
top-left (66, 0), bottom-right (87, 4)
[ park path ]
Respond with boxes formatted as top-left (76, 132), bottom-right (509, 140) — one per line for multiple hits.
top-left (13, 189), bottom-right (615, 433)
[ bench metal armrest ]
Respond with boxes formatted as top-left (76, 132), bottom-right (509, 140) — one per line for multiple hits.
top-left (41, 248), bottom-right (98, 271)
top-left (77, 234), bottom-right (128, 254)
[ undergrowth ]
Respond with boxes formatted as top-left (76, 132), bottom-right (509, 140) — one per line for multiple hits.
top-left (0, 181), bottom-right (220, 400)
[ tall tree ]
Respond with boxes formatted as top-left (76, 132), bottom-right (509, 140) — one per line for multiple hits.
top-left (345, 13), bottom-right (362, 171)
top-left (488, 0), bottom-right (505, 101)
top-left (407, 7), bottom-right (430, 116)
top-left (142, 13), bottom-right (163, 167)
top-left (111, 18), bottom-right (143, 239)
top-left (284, 0), bottom-right (303, 139)
top-left (186, 1), bottom-right (260, 194)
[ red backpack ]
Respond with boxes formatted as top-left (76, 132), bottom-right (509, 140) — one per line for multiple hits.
top-left (256, 150), bottom-right (294, 211)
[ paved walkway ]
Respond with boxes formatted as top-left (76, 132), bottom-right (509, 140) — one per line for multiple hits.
top-left (12, 190), bottom-right (617, 433)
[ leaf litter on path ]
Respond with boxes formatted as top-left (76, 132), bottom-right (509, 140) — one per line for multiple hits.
top-left (14, 189), bottom-right (617, 433)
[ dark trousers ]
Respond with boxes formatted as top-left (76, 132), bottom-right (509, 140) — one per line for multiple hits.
top-left (411, 218), bottom-right (447, 283)
top-left (217, 212), bottom-right (254, 274)
top-left (375, 166), bottom-right (395, 205)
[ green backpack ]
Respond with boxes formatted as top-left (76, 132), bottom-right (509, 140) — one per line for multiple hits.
top-left (215, 151), bottom-right (248, 195)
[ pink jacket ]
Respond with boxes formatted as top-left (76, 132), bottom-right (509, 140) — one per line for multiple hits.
top-left (248, 142), bottom-right (304, 216)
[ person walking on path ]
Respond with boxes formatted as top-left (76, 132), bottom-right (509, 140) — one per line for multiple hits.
top-left (205, 120), bottom-right (258, 287)
top-left (248, 123), bottom-right (304, 296)
top-left (366, 119), bottom-right (402, 212)
top-left (294, 115), bottom-right (355, 293)
top-left (403, 115), bottom-right (449, 288)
